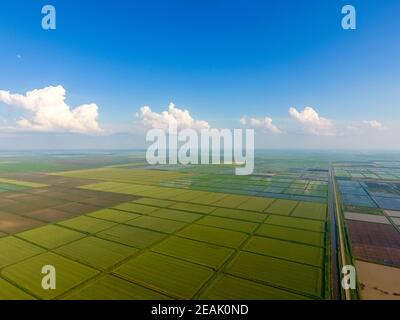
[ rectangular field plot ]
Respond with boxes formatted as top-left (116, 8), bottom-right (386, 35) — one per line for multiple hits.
top-left (355, 260), bottom-right (400, 300)
top-left (372, 196), bottom-right (400, 211)
top-left (56, 167), bottom-right (188, 184)
top-left (137, 186), bottom-right (184, 196)
top-left (80, 181), bottom-right (144, 194)
top-left (344, 212), bottom-right (390, 224)
top-left (226, 251), bottom-right (323, 298)
top-left (255, 224), bottom-right (324, 247)
top-left (265, 215), bottom-right (325, 233)
top-left (291, 202), bottom-right (327, 221)
top-left (168, 202), bottom-right (216, 214)
top-left (152, 236), bottom-right (234, 269)
top-left (244, 236), bottom-right (324, 267)
top-left (189, 193), bottom-right (228, 205)
top-left (0, 212), bottom-right (44, 234)
top-left (347, 220), bottom-right (400, 248)
top-left (55, 237), bottom-right (138, 270)
top-left (134, 188), bottom-right (182, 199)
top-left (264, 186), bottom-right (285, 193)
top-left (21, 208), bottom-right (76, 223)
top-left (126, 216), bottom-right (186, 233)
top-left (0, 178), bottom-right (47, 188)
top-left (352, 244), bottom-right (400, 267)
top-left (0, 236), bottom-right (44, 268)
top-left (212, 195), bottom-right (250, 208)
top-left (88, 209), bottom-right (140, 223)
top-left (0, 278), bottom-right (36, 300)
top-left (31, 192), bottom-right (87, 203)
top-left (200, 274), bottom-right (309, 300)
top-left (118, 186), bottom-right (162, 196)
top-left (178, 224), bottom-right (248, 248)
top-left (115, 252), bottom-right (214, 299)
top-left (237, 197), bottom-right (274, 212)
top-left (0, 201), bottom-right (44, 215)
top-left (303, 189), bottom-right (327, 198)
top-left (58, 216), bottom-right (117, 234)
top-left (112, 203), bottom-right (159, 215)
top-left (211, 208), bottom-right (266, 223)
top-left (346, 220), bottom-right (400, 266)
top-left (132, 198), bottom-right (176, 208)
top-left (16, 225), bottom-right (86, 249)
top-left (385, 210), bottom-right (400, 218)
top-left (17, 195), bottom-right (72, 207)
top-left (97, 224), bottom-right (166, 249)
top-left (342, 194), bottom-right (377, 208)
top-left (264, 199), bottom-right (298, 216)
top-left (169, 190), bottom-right (207, 202)
top-left (284, 188), bottom-right (307, 196)
top-left (52, 202), bottom-right (101, 215)
top-left (340, 187), bottom-right (368, 196)
top-left (65, 275), bottom-right (171, 300)
top-left (196, 216), bottom-right (258, 233)
top-left (1, 252), bottom-right (99, 299)
top-left (149, 208), bottom-right (202, 223)
top-left (79, 196), bottom-right (125, 208)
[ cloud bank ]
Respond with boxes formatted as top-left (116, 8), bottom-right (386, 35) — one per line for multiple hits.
top-left (240, 116), bottom-right (281, 133)
top-left (0, 85), bottom-right (102, 134)
top-left (363, 120), bottom-right (383, 130)
top-left (137, 102), bottom-right (210, 130)
top-left (288, 106), bottom-right (385, 137)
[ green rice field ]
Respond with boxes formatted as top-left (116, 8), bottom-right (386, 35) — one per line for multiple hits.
top-left (1, 151), bottom-right (399, 300)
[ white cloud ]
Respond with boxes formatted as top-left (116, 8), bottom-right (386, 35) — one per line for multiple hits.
top-left (240, 116), bottom-right (281, 134)
top-left (239, 116), bottom-right (247, 125)
top-left (363, 120), bottom-right (383, 130)
top-left (137, 102), bottom-right (210, 130)
top-left (345, 120), bottom-right (385, 135)
top-left (289, 107), bottom-right (335, 136)
top-left (0, 85), bottom-right (102, 134)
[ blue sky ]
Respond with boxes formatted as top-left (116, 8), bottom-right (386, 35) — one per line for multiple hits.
top-left (0, 0), bottom-right (399, 149)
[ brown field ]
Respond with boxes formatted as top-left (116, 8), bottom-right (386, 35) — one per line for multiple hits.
top-left (347, 220), bottom-right (400, 266)
top-left (0, 174), bottom-right (137, 238)
top-left (0, 212), bottom-right (44, 233)
top-left (356, 260), bottom-right (400, 300)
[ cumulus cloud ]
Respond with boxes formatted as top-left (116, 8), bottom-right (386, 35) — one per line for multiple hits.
top-left (137, 102), bottom-right (210, 130)
top-left (289, 107), bottom-right (335, 136)
top-left (239, 116), bottom-right (247, 125)
top-left (240, 116), bottom-right (281, 133)
top-left (363, 120), bottom-right (384, 130)
top-left (345, 120), bottom-right (385, 135)
top-left (0, 85), bottom-right (102, 134)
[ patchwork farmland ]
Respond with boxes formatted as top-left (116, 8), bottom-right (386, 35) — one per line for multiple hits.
top-left (0, 152), bottom-right (399, 300)
top-left (334, 160), bottom-right (400, 299)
